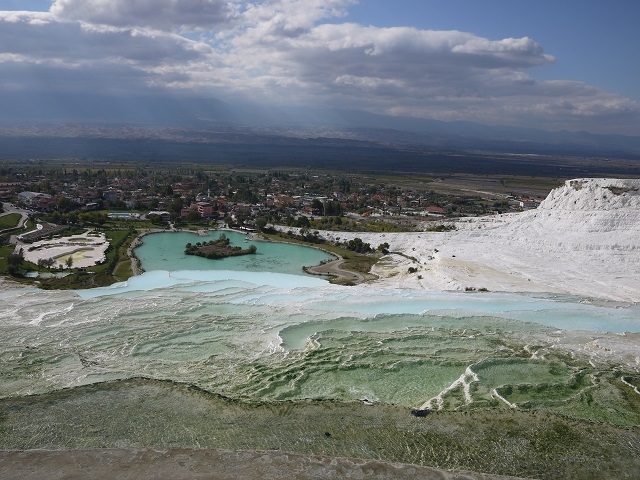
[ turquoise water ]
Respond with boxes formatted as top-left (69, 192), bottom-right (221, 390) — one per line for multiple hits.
top-left (126, 231), bottom-right (640, 337)
top-left (2, 230), bottom-right (639, 476)
top-left (135, 230), bottom-right (334, 275)
top-left (2, 233), bottom-right (639, 424)
top-left (76, 268), bottom-right (640, 335)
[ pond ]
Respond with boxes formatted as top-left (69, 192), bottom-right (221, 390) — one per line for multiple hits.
top-left (134, 230), bottom-right (335, 276)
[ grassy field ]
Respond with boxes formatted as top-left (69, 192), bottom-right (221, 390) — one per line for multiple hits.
top-left (0, 244), bottom-right (16, 273)
top-left (112, 256), bottom-right (133, 280)
top-left (0, 213), bottom-right (21, 230)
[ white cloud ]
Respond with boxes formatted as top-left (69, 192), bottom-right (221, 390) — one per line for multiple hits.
top-left (0, 11), bottom-right (215, 64)
top-left (0, 9), bottom-right (221, 96)
top-left (221, 10), bottom-right (640, 134)
top-left (224, 16), bottom-right (558, 103)
top-left (0, 10), bottom-right (53, 25)
top-left (241, 0), bottom-right (355, 32)
top-left (51, 0), bottom-right (235, 31)
top-left (0, 1), bottom-right (637, 134)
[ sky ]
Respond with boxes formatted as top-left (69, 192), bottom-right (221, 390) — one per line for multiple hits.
top-left (1, 0), bottom-right (639, 135)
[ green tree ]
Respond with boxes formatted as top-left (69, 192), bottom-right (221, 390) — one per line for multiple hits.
top-left (311, 199), bottom-right (323, 211)
top-left (255, 217), bottom-right (268, 232)
top-left (56, 196), bottom-right (77, 213)
top-left (295, 215), bottom-right (310, 228)
top-left (36, 257), bottom-right (56, 271)
top-left (324, 200), bottom-right (342, 216)
top-left (186, 210), bottom-right (202, 223)
top-left (149, 214), bottom-right (165, 226)
top-left (168, 197), bottom-right (184, 215)
top-left (7, 250), bottom-right (24, 267)
top-left (346, 238), bottom-right (372, 253)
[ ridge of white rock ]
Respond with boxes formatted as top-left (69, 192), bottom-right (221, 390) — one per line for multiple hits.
top-left (321, 178), bottom-right (640, 302)
top-left (539, 178), bottom-right (640, 211)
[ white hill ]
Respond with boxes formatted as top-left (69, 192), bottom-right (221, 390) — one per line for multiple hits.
top-left (325, 178), bottom-right (640, 302)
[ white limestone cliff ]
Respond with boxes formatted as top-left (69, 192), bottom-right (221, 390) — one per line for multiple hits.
top-left (323, 178), bottom-right (640, 302)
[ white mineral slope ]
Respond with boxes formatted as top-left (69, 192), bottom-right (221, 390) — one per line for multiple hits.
top-left (324, 178), bottom-right (640, 302)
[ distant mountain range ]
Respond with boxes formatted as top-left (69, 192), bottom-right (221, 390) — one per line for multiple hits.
top-left (2, 92), bottom-right (640, 160)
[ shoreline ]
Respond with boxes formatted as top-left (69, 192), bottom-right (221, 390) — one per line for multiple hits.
top-left (126, 227), bottom-right (169, 276)
top-left (127, 226), bottom-right (202, 276)
top-left (246, 230), bottom-right (379, 285)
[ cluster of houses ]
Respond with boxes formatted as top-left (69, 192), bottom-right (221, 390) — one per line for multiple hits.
top-left (3, 168), bottom-right (543, 229)
top-left (9, 188), bottom-right (541, 225)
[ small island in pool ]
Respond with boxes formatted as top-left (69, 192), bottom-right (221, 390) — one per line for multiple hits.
top-left (185, 234), bottom-right (257, 260)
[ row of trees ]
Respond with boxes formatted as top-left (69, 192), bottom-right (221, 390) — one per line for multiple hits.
top-left (38, 256), bottom-right (73, 270)
top-left (310, 199), bottom-right (343, 216)
top-left (344, 237), bottom-right (372, 253)
top-left (46, 210), bottom-right (108, 226)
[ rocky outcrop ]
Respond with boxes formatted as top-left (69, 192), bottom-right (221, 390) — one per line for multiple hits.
top-left (539, 178), bottom-right (640, 211)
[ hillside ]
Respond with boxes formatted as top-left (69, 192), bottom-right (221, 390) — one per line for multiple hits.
top-left (539, 178), bottom-right (640, 211)
top-left (324, 178), bottom-right (640, 302)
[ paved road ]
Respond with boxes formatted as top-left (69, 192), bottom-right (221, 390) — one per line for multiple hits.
top-left (1, 203), bottom-right (30, 245)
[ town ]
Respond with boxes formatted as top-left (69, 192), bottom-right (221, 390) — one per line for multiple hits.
top-left (0, 159), bottom-right (555, 288)
top-left (1, 161), bottom-right (548, 233)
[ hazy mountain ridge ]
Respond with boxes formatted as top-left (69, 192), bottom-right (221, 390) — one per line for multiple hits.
top-left (2, 126), bottom-right (639, 178)
top-left (2, 122), bottom-right (640, 160)
top-left (2, 93), bottom-right (640, 157)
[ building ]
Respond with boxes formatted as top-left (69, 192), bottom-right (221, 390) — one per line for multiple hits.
top-left (426, 205), bottom-right (448, 216)
top-left (195, 202), bottom-right (213, 217)
top-left (17, 191), bottom-right (52, 207)
top-left (519, 198), bottom-right (539, 209)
